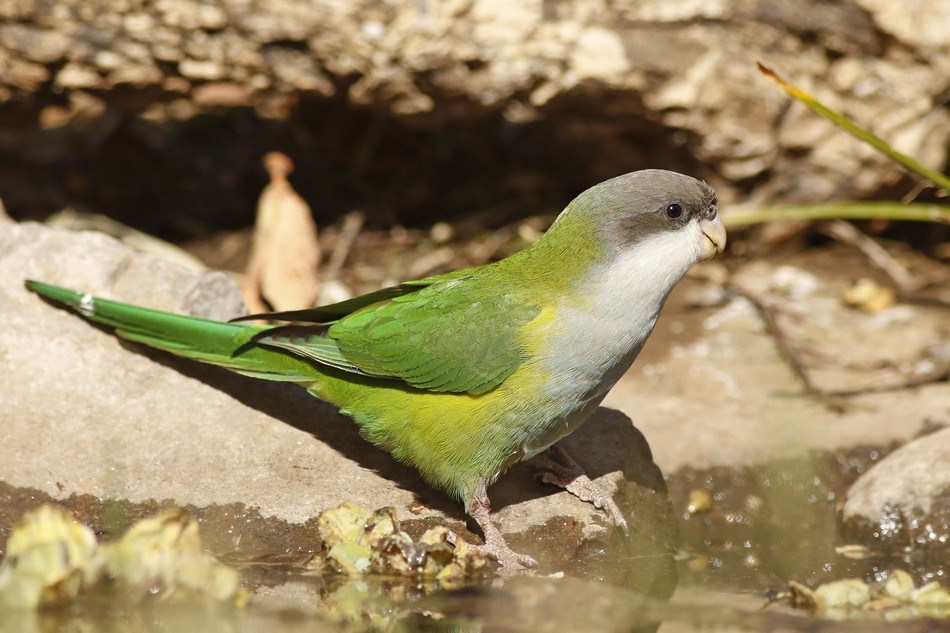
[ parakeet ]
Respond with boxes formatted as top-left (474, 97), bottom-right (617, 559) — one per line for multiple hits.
top-left (26, 169), bottom-right (726, 568)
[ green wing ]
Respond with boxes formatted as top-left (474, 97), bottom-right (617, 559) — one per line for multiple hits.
top-left (230, 279), bottom-right (434, 324)
top-left (253, 270), bottom-right (540, 395)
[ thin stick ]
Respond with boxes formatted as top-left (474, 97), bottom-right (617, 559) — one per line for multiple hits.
top-left (323, 210), bottom-right (365, 282)
top-left (758, 63), bottom-right (950, 192)
top-left (823, 363), bottom-right (950, 398)
top-left (724, 202), bottom-right (950, 228)
top-left (820, 220), bottom-right (920, 292)
top-left (732, 288), bottom-right (847, 412)
top-left (733, 287), bottom-right (949, 404)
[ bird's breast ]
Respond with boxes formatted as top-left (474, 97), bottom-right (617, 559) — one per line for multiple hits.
top-left (531, 232), bottom-right (697, 397)
top-left (510, 237), bottom-right (695, 458)
top-left (537, 301), bottom-right (657, 401)
top-left (514, 297), bottom-right (661, 459)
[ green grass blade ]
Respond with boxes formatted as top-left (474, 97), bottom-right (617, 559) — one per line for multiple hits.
top-left (724, 201), bottom-right (950, 227)
top-left (758, 62), bottom-right (950, 193)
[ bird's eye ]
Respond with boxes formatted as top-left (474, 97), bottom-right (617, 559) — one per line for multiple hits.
top-left (665, 203), bottom-right (683, 219)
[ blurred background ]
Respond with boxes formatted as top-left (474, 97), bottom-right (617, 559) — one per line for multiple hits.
top-left (1, 0), bottom-right (947, 258)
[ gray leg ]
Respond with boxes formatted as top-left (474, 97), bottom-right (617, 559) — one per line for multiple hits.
top-left (459, 487), bottom-right (539, 569)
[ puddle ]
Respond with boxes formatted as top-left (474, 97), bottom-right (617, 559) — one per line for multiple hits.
top-left (2, 440), bottom-right (947, 631)
top-left (667, 444), bottom-right (948, 595)
top-left (669, 445), bottom-right (891, 592)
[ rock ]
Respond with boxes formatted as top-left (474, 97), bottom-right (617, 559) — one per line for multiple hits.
top-left (0, 221), bottom-right (676, 581)
top-left (855, 0), bottom-right (950, 52)
top-left (1, 0), bottom-right (948, 228)
top-left (842, 427), bottom-right (950, 545)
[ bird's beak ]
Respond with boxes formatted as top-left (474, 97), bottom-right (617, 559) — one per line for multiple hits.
top-left (699, 216), bottom-right (727, 261)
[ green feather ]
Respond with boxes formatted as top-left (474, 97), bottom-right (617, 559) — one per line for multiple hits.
top-left (325, 274), bottom-right (541, 394)
top-left (25, 280), bottom-right (318, 383)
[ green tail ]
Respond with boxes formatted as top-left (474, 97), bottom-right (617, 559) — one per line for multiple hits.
top-left (25, 280), bottom-right (319, 383)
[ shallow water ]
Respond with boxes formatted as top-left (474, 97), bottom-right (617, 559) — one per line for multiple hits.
top-left (2, 441), bottom-right (946, 632)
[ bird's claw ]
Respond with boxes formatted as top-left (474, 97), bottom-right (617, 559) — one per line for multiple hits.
top-left (468, 542), bottom-right (539, 570)
top-left (531, 445), bottom-right (628, 533)
top-left (445, 529), bottom-right (538, 570)
top-left (560, 472), bottom-right (629, 534)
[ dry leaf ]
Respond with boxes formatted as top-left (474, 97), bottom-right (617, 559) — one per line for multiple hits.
top-left (313, 501), bottom-right (487, 578)
top-left (786, 570), bottom-right (950, 620)
top-left (842, 278), bottom-right (895, 313)
top-left (0, 505), bottom-right (246, 611)
top-left (0, 505), bottom-right (98, 610)
top-left (243, 152), bottom-right (320, 313)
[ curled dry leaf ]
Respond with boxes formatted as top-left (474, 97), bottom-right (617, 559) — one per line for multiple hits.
top-left (0, 505), bottom-right (247, 612)
top-left (243, 152), bottom-right (321, 313)
top-left (842, 278), bottom-right (896, 313)
top-left (0, 505), bottom-right (98, 610)
top-left (786, 570), bottom-right (950, 620)
top-left (314, 501), bottom-right (487, 581)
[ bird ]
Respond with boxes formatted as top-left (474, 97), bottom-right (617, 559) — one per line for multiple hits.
top-left (26, 169), bottom-right (726, 568)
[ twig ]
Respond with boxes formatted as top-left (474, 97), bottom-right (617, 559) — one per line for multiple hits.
top-left (731, 287), bottom-right (847, 412)
top-left (723, 201), bottom-right (950, 227)
top-left (822, 362), bottom-right (950, 398)
top-left (758, 62), bottom-right (950, 193)
top-left (820, 220), bottom-right (921, 291)
top-left (732, 286), bottom-right (949, 405)
top-left (323, 210), bottom-right (365, 282)
top-left (819, 221), bottom-right (950, 306)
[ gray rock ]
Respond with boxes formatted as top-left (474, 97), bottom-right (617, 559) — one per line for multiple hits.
top-left (1, 221), bottom-right (675, 578)
top-left (843, 427), bottom-right (950, 525)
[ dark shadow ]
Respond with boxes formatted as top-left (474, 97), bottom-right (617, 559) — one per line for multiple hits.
top-left (124, 342), bottom-right (462, 519)
top-left (487, 407), bottom-right (666, 511)
top-left (5, 99), bottom-right (707, 244)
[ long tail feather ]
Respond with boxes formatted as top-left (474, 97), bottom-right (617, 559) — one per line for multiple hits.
top-left (25, 280), bottom-right (318, 382)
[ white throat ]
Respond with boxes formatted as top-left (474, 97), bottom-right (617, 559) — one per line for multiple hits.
top-left (542, 222), bottom-right (704, 397)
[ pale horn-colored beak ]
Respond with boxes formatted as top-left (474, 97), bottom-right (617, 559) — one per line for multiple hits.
top-left (699, 215), bottom-right (727, 261)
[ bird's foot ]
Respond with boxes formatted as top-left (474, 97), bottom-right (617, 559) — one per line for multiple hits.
top-left (463, 538), bottom-right (539, 570)
top-left (531, 444), bottom-right (629, 534)
top-left (461, 489), bottom-right (539, 570)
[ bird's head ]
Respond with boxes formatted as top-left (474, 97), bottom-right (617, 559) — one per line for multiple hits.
top-left (548, 169), bottom-right (726, 266)
top-left (549, 169), bottom-right (726, 261)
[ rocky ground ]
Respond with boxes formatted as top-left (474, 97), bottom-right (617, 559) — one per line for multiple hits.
top-left (2, 0), bottom-right (948, 238)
